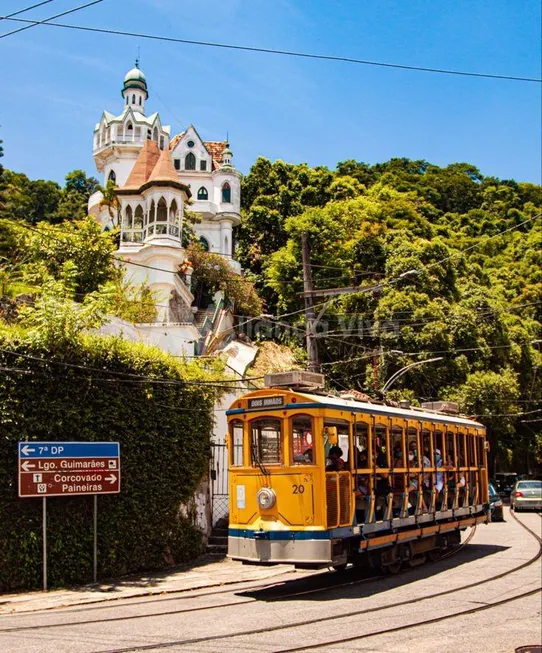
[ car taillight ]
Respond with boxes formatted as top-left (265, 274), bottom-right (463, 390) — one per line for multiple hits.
top-left (514, 491), bottom-right (524, 498)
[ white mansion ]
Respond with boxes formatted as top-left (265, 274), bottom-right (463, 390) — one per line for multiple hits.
top-left (88, 63), bottom-right (243, 357)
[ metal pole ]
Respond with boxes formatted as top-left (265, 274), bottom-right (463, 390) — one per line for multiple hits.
top-left (42, 497), bottom-right (47, 592)
top-left (93, 494), bottom-right (98, 583)
top-left (301, 232), bottom-right (319, 372)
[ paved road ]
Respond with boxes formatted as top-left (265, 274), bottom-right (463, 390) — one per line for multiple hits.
top-left (0, 510), bottom-right (540, 653)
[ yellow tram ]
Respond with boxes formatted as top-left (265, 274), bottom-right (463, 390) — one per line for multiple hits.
top-left (227, 372), bottom-right (489, 571)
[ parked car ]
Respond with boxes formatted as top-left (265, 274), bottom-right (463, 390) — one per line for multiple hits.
top-left (488, 483), bottom-right (504, 521)
top-left (494, 473), bottom-right (518, 499)
top-left (511, 480), bottom-right (542, 512)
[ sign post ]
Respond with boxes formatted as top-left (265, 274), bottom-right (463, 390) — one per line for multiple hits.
top-left (18, 442), bottom-right (121, 591)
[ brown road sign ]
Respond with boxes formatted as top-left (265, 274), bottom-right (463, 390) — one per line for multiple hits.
top-left (18, 442), bottom-right (121, 498)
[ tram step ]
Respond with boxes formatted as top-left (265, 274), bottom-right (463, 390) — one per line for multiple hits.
top-left (212, 527), bottom-right (228, 537)
top-left (209, 535), bottom-right (228, 546)
top-left (206, 544), bottom-right (227, 555)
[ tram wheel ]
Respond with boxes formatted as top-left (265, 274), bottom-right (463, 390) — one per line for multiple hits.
top-left (384, 562), bottom-right (402, 574)
top-left (428, 549), bottom-right (441, 562)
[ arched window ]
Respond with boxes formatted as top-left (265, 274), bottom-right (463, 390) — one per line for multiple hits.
top-left (152, 127), bottom-right (158, 142)
top-left (157, 197), bottom-right (168, 222)
top-left (185, 152), bottom-right (196, 170)
top-left (108, 170), bottom-right (116, 183)
top-left (139, 97), bottom-right (142, 106)
top-left (169, 199), bottom-right (178, 222)
top-left (221, 182), bottom-right (231, 203)
top-left (199, 236), bottom-right (210, 251)
top-left (132, 94), bottom-right (136, 104)
top-left (134, 205), bottom-right (144, 229)
top-left (123, 205), bottom-right (133, 229)
top-left (197, 186), bottom-right (208, 200)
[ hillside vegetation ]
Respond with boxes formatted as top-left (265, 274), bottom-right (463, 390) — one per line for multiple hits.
top-left (238, 157), bottom-right (542, 471)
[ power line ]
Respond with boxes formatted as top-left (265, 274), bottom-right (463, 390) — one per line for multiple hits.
top-left (0, 347), bottom-right (265, 386)
top-left (1, 15), bottom-right (541, 84)
top-left (0, 0), bottom-right (103, 39)
top-left (0, 0), bottom-right (57, 21)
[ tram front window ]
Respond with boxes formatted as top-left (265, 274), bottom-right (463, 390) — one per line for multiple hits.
top-left (292, 415), bottom-right (315, 464)
top-left (251, 418), bottom-right (283, 465)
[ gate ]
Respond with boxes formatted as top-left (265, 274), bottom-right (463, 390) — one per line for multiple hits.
top-left (210, 439), bottom-right (229, 526)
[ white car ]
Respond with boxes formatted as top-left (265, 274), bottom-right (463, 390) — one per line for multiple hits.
top-left (511, 480), bottom-right (542, 512)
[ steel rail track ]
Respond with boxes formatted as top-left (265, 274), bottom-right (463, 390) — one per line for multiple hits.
top-left (0, 526), bottom-right (477, 634)
top-left (85, 516), bottom-right (540, 653)
top-left (276, 509), bottom-right (542, 652)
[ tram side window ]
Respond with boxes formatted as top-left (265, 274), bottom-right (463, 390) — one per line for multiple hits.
top-left (392, 426), bottom-right (404, 466)
top-left (477, 434), bottom-right (486, 468)
top-left (353, 422), bottom-right (369, 468)
top-left (251, 418), bottom-right (282, 465)
top-left (292, 415), bottom-right (315, 464)
top-left (467, 433), bottom-right (476, 467)
top-left (458, 432), bottom-right (467, 466)
top-left (375, 424), bottom-right (388, 468)
top-left (422, 429), bottom-right (432, 466)
top-left (407, 427), bottom-right (419, 467)
top-left (230, 421), bottom-right (244, 466)
top-left (324, 421), bottom-right (350, 469)
top-left (446, 431), bottom-right (457, 466)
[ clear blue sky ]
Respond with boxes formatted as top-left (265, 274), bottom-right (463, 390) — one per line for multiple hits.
top-left (1, 0), bottom-right (541, 185)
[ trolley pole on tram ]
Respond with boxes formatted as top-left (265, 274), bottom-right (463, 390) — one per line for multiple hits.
top-left (301, 232), bottom-right (320, 373)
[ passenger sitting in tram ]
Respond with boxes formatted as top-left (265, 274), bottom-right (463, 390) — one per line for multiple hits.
top-left (326, 446), bottom-right (345, 472)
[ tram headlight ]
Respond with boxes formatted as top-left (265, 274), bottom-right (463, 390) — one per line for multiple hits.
top-left (257, 487), bottom-right (276, 509)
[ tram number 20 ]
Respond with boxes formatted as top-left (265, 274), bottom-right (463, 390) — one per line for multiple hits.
top-left (292, 484), bottom-right (305, 494)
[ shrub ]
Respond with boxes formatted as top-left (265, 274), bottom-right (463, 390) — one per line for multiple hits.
top-left (0, 331), bottom-right (221, 591)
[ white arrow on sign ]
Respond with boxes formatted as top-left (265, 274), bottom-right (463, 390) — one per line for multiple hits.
top-left (21, 461), bottom-right (35, 472)
top-left (21, 445), bottom-right (36, 456)
top-left (105, 474), bottom-right (117, 484)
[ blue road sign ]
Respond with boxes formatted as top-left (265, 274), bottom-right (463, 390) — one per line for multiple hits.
top-left (18, 442), bottom-right (120, 459)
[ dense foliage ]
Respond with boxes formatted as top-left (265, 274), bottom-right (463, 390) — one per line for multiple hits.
top-left (238, 157), bottom-right (542, 471)
top-left (0, 330), bottom-right (220, 591)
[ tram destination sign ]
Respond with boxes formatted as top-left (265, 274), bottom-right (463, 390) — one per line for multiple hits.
top-left (247, 396), bottom-right (284, 410)
top-left (18, 442), bottom-right (121, 498)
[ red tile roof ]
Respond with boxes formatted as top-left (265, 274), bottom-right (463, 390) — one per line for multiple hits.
top-left (147, 147), bottom-right (179, 184)
top-left (123, 140), bottom-right (161, 189)
top-left (204, 141), bottom-right (226, 170)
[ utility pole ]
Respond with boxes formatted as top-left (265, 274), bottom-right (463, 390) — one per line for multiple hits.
top-left (301, 232), bottom-right (319, 372)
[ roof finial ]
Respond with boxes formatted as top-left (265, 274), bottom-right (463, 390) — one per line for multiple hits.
top-left (135, 46), bottom-right (140, 68)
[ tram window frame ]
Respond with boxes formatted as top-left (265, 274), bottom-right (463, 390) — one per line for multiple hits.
top-left (456, 431), bottom-right (466, 467)
top-left (324, 419), bottom-right (351, 470)
top-left (353, 421), bottom-right (370, 470)
top-left (421, 428), bottom-right (432, 467)
top-left (229, 420), bottom-right (245, 467)
top-left (434, 429), bottom-right (445, 459)
top-left (250, 417), bottom-right (283, 466)
top-left (446, 431), bottom-right (457, 467)
top-left (477, 433), bottom-right (486, 468)
top-left (291, 414), bottom-right (316, 465)
top-left (391, 425), bottom-right (405, 469)
top-left (467, 432), bottom-right (477, 468)
top-left (375, 423), bottom-right (388, 468)
top-left (407, 426), bottom-right (420, 469)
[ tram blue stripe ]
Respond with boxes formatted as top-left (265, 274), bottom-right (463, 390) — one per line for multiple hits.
top-left (229, 528), bottom-right (332, 541)
top-left (228, 526), bottom-right (357, 540)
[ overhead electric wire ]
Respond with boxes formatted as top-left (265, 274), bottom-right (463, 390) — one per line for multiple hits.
top-left (0, 0), bottom-right (57, 21)
top-left (1, 14), bottom-right (541, 84)
top-left (0, 0), bottom-right (103, 39)
top-left (0, 347), bottom-right (265, 386)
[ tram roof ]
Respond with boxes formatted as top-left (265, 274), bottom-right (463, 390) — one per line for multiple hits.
top-left (228, 390), bottom-right (485, 429)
